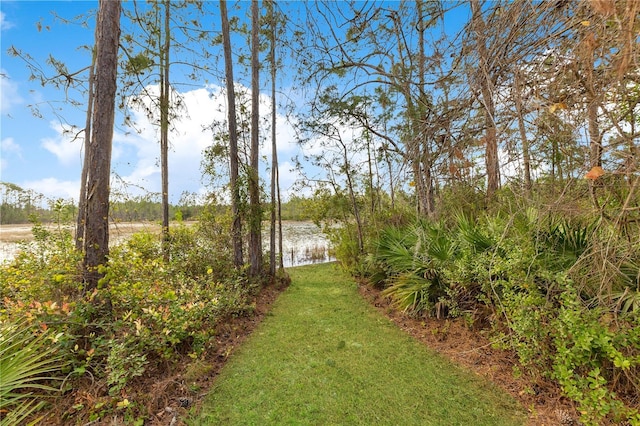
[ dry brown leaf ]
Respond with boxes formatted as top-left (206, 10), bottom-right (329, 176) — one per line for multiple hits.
top-left (585, 166), bottom-right (605, 180)
top-left (549, 102), bottom-right (568, 113)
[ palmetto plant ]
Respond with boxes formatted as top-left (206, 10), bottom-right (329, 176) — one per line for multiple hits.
top-left (381, 272), bottom-right (437, 313)
top-left (610, 260), bottom-right (640, 314)
top-left (0, 321), bottom-right (66, 426)
top-left (373, 221), bottom-right (455, 314)
top-left (454, 213), bottom-right (496, 254)
top-left (537, 218), bottom-right (594, 271)
top-left (373, 225), bottom-right (420, 275)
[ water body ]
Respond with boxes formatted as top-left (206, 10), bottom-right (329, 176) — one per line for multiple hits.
top-left (0, 221), bottom-right (332, 267)
top-left (274, 221), bottom-right (334, 267)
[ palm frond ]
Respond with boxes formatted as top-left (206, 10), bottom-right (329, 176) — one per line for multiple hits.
top-left (0, 321), bottom-right (66, 425)
top-left (374, 226), bottom-right (423, 272)
top-left (455, 213), bottom-right (495, 253)
top-left (381, 272), bottom-right (433, 313)
top-left (612, 287), bottom-right (640, 314)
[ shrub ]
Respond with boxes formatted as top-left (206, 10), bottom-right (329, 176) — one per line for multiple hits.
top-left (0, 320), bottom-right (66, 425)
top-left (0, 216), bottom-right (261, 422)
top-left (327, 222), bottom-right (363, 274)
top-left (0, 220), bottom-right (82, 305)
top-left (551, 282), bottom-right (640, 425)
top-left (357, 209), bottom-right (640, 423)
top-left (369, 221), bottom-right (454, 316)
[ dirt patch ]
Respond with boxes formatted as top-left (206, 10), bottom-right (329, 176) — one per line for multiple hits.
top-left (357, 282), bottom-right (579, 426)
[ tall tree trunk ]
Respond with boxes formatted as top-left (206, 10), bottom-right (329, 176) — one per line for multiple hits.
top-left (423, 160), bottom-right (435, 215)
top-left (220, 0), bottom-right (243, 268)
top-left (513, 69), bottom-right (532, 194)
top-left (276, 160), bottom-right (284, 270)
top-left (76, 50), bottom-right (96, 251)
top-left (383, 144), bottom-right (395, 209)
top-left (551, 136), bottom-right (558, 187)
top-left (387, 6), bottom-right (427, 215)
top-left (82, 0), bottom-right (121, 291)
top-left (407, 101), bottom-right (428, 215)
top-left (366, 133), bottom-right (375, 215)
top-left (581, 30), bottom-right (603, 209)
top-left (470, 0), bottom-right (500, 200)
top-left (417, 0), bottom-right (436, 218)
top-left (340, 141), bottom-right (364, 254)
top-left (273, 13), bottom-right (284, 271)
top-left (582, 31), bottom-right (603, 169)
top-left (268, 0), bottom-right (279, 277)
top-left (160, 0), bottom-right (171, 261)
top-left (248, 0), bottom-right (262, 278)
top-left (410, 141), bottom-right (428, 214)
top-left (587, 102), bottom-right (602, 168)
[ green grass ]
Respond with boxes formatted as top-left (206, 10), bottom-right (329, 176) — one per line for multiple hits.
top-left (190, 263), bottom-right (526, 425)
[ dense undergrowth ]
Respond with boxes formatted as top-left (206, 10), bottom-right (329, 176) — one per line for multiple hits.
top-left (331, 188), bottom-right (640, 426)
top-left (3, 180), bottom-right (639, 425)
top-left (0, 212), bottom-right (268, 425)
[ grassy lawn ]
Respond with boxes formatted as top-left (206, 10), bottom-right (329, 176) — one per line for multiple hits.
top-left (190, 263), bottom-right (526, 425)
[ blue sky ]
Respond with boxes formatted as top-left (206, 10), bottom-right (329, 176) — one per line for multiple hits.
top-left (1, 1), bottom-right (471, 207)
top-left (1, 1), bottom-right (97, 203)
top-left (1, 0), bottom-right (309, 206)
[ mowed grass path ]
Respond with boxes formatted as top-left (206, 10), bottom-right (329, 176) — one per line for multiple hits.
top-left (191, 263), bottom-right (526, 425)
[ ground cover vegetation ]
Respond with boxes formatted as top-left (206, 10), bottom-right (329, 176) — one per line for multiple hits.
top-left (0, 211), bottom-right (283, 424)
top-left (2, 0), bottom-right (640, 424)
top-left (317, 186), bottom-right (639, 424)
top-left (352, 196), bottom-right (640, 425)
top-left (192, 263), bottom-right (526, 425)
top-left (291, 1), bottom-right (640, 424)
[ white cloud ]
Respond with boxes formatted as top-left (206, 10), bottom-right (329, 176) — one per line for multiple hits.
top-left (113, 84), bottom-right (308, 202)
top-left (41, 121), bottom-right (83, 166)
top-left (0, 72), bottom-right (23, 114)
top-left (0, 137), bottom-right (23, 173)
top-left (1, 137), bottom-right (21, 155)
top-left (18, 84), bottom-right (311, 204)
top-left (21, 177), bottom-right (80, 205)
top-left (0, 11), bottom-right (14, 31)
top-left (112, 86), bottom-right (221, 199)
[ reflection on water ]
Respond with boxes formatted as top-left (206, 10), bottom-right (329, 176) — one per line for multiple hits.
top-left (265, 221), bottom-right (334, 268)
top-left (1, 221), bottom-right (333, 267)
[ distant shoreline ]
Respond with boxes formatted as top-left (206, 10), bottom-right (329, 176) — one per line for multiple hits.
top-left (0, 221), bottom-right (172, 243)
top-left (0, 220), bottom-right (327, 266)
top-left (0, 220), bottom-right (318, 243)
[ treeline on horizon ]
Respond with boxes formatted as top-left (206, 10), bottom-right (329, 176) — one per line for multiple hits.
top-left (0, 182), bottom-right (313, 225)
